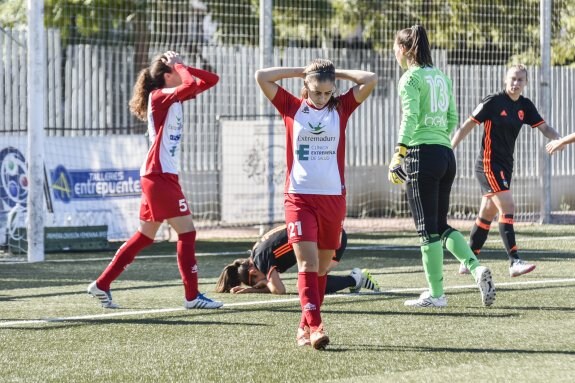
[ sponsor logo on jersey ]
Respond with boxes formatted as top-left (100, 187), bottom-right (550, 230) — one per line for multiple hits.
top-left (296, 145), bottom-right (310, 160)
top-left (518, 110), bottom-right (524, 121)
top-left (424, 113), bottom-right (447, 127)
top-left (308, 122), bottom-right (326, 135)
top-left (302, 105), bottom-right (310, 114)
top-left (296, 144), bottom-right (336, 161)
top-left (500, 110), bottom-right (507, 117)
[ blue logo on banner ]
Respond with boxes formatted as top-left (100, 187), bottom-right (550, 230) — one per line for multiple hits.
top-left (0, 147), bottom-right (28, 209)
top-left (50, 166), bottom-right (141, 203)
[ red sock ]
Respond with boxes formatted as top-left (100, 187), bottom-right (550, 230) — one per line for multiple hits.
top-left (96, 231), bottom-right (153, 290)
top-left (177, 231), bottom-right (198, 301)
top-left (299, 313), bottom-right (308, 329)
top-left (318, 274), bottom-right (327, 306)
top-left (297, 272), bottom-right (322, 331)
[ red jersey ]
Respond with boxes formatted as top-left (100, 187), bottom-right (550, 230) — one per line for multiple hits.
top-left (140, 64), bottom-right (218, 176)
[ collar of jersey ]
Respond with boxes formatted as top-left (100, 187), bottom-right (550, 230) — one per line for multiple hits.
top-left (305, 99), bottom-right (328, 111)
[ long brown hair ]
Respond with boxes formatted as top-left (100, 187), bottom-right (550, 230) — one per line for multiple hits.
top-left (395, 25), bottom-right (433, 67)
top-left (215, 258), bottom-right (251, 293)
top-left (301, 58), bottom-right (339, 111)
top-left (129, 54), bottom-right (173, 121)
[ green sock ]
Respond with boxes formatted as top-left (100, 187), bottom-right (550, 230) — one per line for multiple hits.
top-left (443, 229), bottom-right (479, 273)
top-left (421, 240), bottom-right (444, 298)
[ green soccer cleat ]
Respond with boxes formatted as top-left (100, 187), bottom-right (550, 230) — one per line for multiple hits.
top-left (360, 269), bottom-right (380, 292)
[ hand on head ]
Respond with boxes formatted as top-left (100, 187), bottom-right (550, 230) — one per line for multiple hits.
top-left (161, 51), bottom-right (183, 67)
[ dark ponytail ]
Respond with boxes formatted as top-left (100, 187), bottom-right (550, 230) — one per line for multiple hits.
top-left (395, 25), bottom-right (433, 67)
top-left (129, 54), bottom-right (173, 121)
top-left (215, 258), bottom-right (251, 293)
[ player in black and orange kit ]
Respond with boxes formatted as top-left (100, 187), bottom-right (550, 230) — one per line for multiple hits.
top-left (215, 225), bottom-right (380, 295)
top-left (452, 64), bottom-right (561, 277)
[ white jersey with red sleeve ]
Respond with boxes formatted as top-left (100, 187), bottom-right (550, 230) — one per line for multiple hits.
top-left (271, 87), bottom-right (360, 195)
top-left (140, 92), bottom-right (184, 176)
top-left (140, 64), bottom-right (219, 176)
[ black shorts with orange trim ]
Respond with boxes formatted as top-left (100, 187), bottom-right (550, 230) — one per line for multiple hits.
top-left (475, 163), bottom-right (512, 195)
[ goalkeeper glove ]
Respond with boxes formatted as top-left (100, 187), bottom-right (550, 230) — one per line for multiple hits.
top-left (388, 144), bottom-right (408, 184)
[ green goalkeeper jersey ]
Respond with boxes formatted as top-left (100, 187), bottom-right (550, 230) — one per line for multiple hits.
top-left (397, 65), bottom-right (458, 148)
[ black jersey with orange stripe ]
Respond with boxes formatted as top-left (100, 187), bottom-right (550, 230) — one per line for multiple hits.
top-left (251, 225), bottom-right (347, 278)
top-left (470, 90), bottom-right (544, 173)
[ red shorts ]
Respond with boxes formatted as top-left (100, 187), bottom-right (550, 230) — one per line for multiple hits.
top-left (284, 193), bottom-right (346, 250)
top-left (140, 173), bottom-right (190, 222)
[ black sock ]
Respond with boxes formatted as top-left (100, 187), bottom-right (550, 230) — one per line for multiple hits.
top-left (325, 275), bottom-right (356, 294)
top-left (498, 214), bottom-right (520, 264)
top-left (469, 217), bottom-right (491, 256)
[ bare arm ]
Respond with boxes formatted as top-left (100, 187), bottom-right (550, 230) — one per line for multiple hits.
top-left (228, 269), bottom-right (285, 294)
top-left (546, 132), bottom-right (575, 154)
top-left (536, 123), bottom-right (561, 140)
top-left (230, 285), bottom-right (271, 294)
top-left (336, 69), bottom-right (378, 103)
top-left (266, 269), bottom-right (286, 294)
top-left (451, 118), bottom-right (478, 150)
top-left (254, 67), bottom-right (305, 101)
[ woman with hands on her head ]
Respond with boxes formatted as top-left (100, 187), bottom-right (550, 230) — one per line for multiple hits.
top-left (254, 58), bottom-right (377, 349)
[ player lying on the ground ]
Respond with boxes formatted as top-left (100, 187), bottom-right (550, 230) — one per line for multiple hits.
top-left (215, 225), bottom-right (380, 295)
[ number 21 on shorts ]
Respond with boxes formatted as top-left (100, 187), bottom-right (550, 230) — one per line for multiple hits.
top-left (179, 198), bottom-right (189, 212)
top-left (287, 221), bottom-right (302, 238)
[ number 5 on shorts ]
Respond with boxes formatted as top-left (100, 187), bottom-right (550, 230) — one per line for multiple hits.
top-left (179, 198), bottom-right (189, 212)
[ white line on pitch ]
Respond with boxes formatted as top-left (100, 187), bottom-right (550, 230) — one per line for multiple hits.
top-left (0, 251), bottom-right (250, 264)
top-left (1, 278), bottom-right (573, 328)
top-left (4, 242), bottom-right (573, 265)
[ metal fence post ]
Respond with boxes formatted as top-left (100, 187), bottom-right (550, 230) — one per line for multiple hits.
top-left (540, 0), bottom-right (552, 224)
top-left (260, 0), bottom-right (275, 232)
top-left (26, 0), bottom-right (46, 262)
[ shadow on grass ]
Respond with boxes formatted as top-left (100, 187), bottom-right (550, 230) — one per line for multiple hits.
top-left (491, 305), bottom-right (575, 312)
top-left (0, 310), bottom-right (269, 331)
top-left (325, 344), bottom-right (575, 356)
top-left (224, 298), bottom-right (518, 319)
top-left (0, 281), bottom-right (218, 301)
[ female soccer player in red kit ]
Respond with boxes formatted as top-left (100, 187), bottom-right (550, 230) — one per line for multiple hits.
top-left (255, 60), bottom-right (377, 349)
top-left (88, 51), bottom-right (222, 309)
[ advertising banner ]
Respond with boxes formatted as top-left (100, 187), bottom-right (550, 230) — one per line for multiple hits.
top-left (220, 119), bottom-right (285, 225)
top-left (0, 135), bottom-right (148, 246)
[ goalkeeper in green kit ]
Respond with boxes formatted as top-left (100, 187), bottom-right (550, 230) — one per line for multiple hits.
top-left (388, 25), bottom-right (496, 307)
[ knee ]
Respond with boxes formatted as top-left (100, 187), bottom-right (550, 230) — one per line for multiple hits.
top-left (439, 226), bottom-right (455, 240)
top-left (503, 201), bottom-right (515, 214)
top-left (438, 224), bottom-right (453, 238)
top-left (298, 259), bottom-right (318, 272)
top-left (178, 231), bottom-right (196, 243)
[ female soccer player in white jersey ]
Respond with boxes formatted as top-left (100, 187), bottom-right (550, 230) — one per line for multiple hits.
top-left (88, 51), bottom-right (222, 310)
top-left (255, 59), bottom-right (377, 349)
